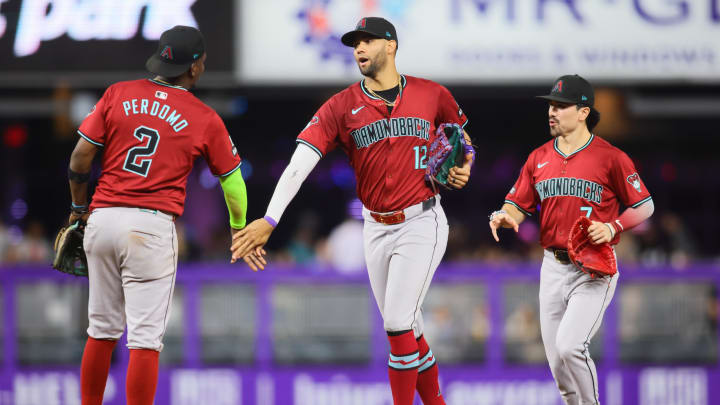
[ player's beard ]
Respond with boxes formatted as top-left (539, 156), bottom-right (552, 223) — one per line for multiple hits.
top-left (359, 50), bottom-right (386, 79)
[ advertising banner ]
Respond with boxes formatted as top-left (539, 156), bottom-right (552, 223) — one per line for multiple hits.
top-left (238, 0), bottom-right (720, 84)
top-left (0, 0), bottom-right (233, 84)
top-left (2, 366), bottom-right (717, 405)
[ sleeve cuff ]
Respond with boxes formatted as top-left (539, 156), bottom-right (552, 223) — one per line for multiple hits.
top-left (77, 130), bottom-right (104, 147)
top-left (217, 161), bottom-right (242, 177)
top-left (296, 139), bottom-right (323, 158)
top-left (630, 196), bottom-right (652, 208)
top-left (504, 199), bottom-right (532, 217)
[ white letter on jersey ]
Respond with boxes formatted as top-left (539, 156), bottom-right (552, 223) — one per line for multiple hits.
top-left (157, 105), bottom-right (170, 119)
top-left (173, 120), bottom-right (188, 132)
top-left (165, 110), bottom-right (181, 126)
top-left (123, 101), bottom-right (131, 116)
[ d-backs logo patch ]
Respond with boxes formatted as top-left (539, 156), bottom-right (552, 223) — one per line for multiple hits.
top-left (228, 134), bottom-right (237, 156)
top-left (161, 45), bottom-right (173, 60)
top-left (303, 116), bottom-right (319, 131)
top-left (626, 172), bottom-right (642, 192)
top-left (552, 80), bottom-right (563, 93)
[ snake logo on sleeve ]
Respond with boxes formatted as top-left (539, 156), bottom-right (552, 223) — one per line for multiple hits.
top-left (626, 172), bottom-right (642, 192)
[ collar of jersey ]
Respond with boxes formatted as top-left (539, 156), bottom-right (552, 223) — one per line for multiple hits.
top-left (360, 74), bottom-right (407, 101)
top-left (148, 79), bottom-right (188, 91)
top-left (553, 133), bottom-right (594, 158)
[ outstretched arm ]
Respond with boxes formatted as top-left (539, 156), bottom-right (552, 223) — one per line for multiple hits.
top-left (230, 143), bottom-right (321, 269)
top-left (219, 168), bottom-right (262, 265)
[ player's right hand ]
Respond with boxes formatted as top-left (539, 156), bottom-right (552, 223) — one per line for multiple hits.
top-left (230, 218), bottom-right (275, 267)
top-left (489, 212), bottom-right (519, 242)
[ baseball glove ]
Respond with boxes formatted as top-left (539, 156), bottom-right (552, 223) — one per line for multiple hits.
top-left (567, 216), bottom-right (617, 278)
top-left (52, 220), bottom-right (88, 277)
top-left (425, 123), bottom-right (472, 190)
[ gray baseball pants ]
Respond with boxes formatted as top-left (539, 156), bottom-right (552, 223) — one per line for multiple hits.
top-left (362, 197), bottom-right (449, 337)
top-left (539, 249), bottom-right (619, 405)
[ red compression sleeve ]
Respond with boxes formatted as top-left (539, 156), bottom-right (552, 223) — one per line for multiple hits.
top-left (612, 199), bottom-right (654, 233)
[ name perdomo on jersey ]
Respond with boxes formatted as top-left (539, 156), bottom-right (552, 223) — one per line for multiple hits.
top-left (351, 117), bottom-right (430, 149)
top-left (121, 97), bottom-right (189, 133)
top-left (535, 177), bottom-right (604, 204)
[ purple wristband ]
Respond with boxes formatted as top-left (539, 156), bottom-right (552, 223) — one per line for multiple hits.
top-left (464, 144), bottom-right (476, 167)
top-left (263, 215), bottom-right (277, 228)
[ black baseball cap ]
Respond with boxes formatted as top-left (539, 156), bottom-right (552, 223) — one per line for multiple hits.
top-left (537, 74), bottom-right (594, 107)
top-left (146, 26), bottom-right (205, 78)
top-left (341, 17), bottom-right (397, 47)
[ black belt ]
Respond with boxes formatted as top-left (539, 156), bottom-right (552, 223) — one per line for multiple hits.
top-left (550, 248), bottom-right (571, 265)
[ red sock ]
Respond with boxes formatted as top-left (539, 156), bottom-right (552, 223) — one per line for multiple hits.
top-left (387, 330), bottom-right (419, 405)
top-left (126, 349), bottom-right (159, 405)
top-left (416, 335), bottom-right (445, 405)
top-left (81, 337), bottom-right (117, 405)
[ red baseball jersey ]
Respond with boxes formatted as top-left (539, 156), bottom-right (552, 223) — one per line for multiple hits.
top-left (297, 75), bottom-right (468, 212)
top-left (78, 79), bottom-right (241, 216)
top-left (505, 134), bottom-right (651, 248)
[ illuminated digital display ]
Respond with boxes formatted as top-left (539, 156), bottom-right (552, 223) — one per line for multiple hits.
top-left (0, 0), bottom-right (232, 75)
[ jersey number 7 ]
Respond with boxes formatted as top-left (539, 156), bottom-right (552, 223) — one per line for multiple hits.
top-left (123, 126), bottom-right (160, 177)
top-left (580, 206), bottom-right (593, 218)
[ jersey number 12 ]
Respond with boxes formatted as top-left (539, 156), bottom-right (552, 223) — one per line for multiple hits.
top-left (123, 126), bottom-right (160, 177)
top-left (413, 146), bottom-right (427, 169)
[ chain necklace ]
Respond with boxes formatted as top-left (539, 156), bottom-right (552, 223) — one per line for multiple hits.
top-left (366, 75), bottom-right (402, 106)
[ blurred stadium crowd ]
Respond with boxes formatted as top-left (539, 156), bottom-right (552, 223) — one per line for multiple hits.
top-left (0, 206), bottom-right (701, 269)
top-left (0, 83), bottom-right (714, 270)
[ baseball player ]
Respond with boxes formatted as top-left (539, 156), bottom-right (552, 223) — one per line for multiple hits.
top-left (231, 17), bottom-right (473, 405)
top-left (66, 26), bottom-right (250, 405)
top-left (489, 74), bottom-right (654, 405)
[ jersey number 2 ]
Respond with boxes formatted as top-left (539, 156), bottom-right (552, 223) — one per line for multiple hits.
top-left (123, 126), bottom-right (160, 177)
top-left (413, 146), bottom-right (427, 169)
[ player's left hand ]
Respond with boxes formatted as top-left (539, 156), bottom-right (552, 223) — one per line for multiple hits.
top-left (447, 150), bottom-right (473, 189)
top-left (588, 220), bottom-right (615, 244)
